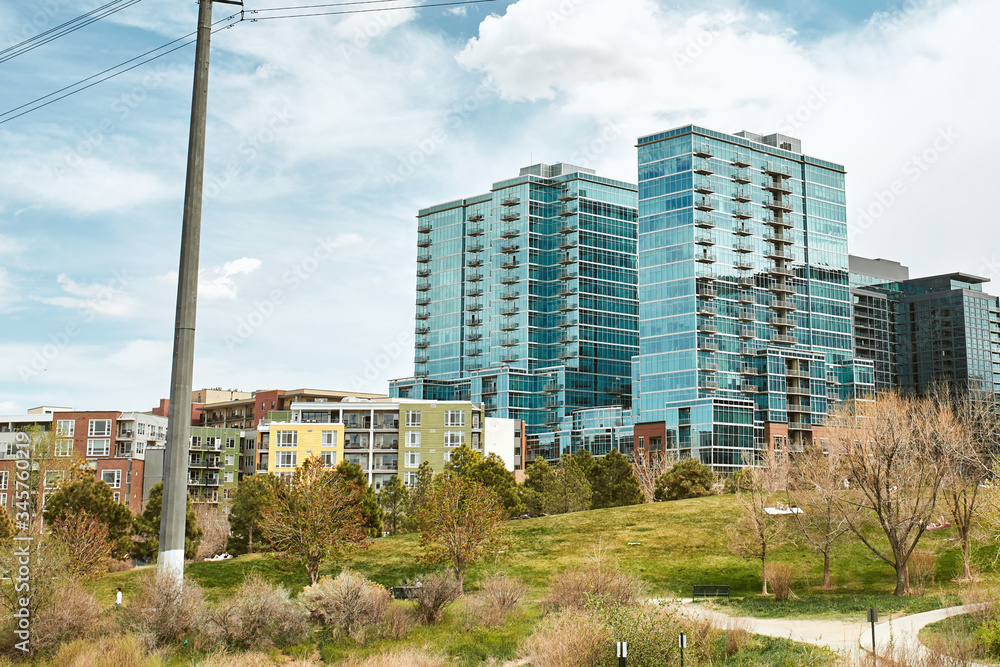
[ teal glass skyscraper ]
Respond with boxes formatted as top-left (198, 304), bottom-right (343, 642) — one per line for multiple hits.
top-left (392, 163), bottom-right (639, 434)
top-left (633, 126), bottom-right (872, 470)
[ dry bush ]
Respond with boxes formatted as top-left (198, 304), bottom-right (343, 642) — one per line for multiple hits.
top-left (299, 570), bottom-right (390, 641)
top-left (48, 634), bottom-right (164, 667)
top-left (684, 616), bottom-right (722, 665)
top-left (412, 573), bottom-right (461, 625)
top-left (195, 651), bottom-right (286, 667)
top-left (379, 603), bottom-right (416, 640)
top-left (108, 560), bottom-right (133, 573)
top-left (339, 649), bottom-right (449, 667)
top-left (206, 573), bottom-right (308, 649)
top-left (543, 565), bottom-right (643, 612)
top-left (766, 562), bottom-right (795, 602)
top-left (724, 616), bottom-right (753, 656)
top-left (119, 572), bottom-right (206, 648)
top-left (194, 505), bottom-right (231, 561)
top-left (30, 582), bottom-right (102, 652)
top-left (49, 513), bottom-right (115, 580)
top-left (520, 608), bottom-right (611, 667)
top-left (467, 572), bottom-right (527, 628)
top-left (961, 585), bottom-right (999, 624)
top-left (908, 550), bottom-right (938, 594)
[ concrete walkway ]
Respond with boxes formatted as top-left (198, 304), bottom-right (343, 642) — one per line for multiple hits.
top-left (868, 604), bottom-right (989, 666)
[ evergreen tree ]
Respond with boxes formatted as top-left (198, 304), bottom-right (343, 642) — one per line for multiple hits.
top-left (336, 460), bottom-right (384, 538)
top-left (542, 455), bottom-right (592, 515)
top-left (43, 476), bottom-right (134, 558)
top-left (522, 456), bottom-right (555, 515)
top-left (570, 448), bottom-right (598, 491)
top-left (446, 445), bottom-right (524, 516)
top-left (227, 475), bottom-right (278, 554)
top-left (132, 482), bottom-right (201, 562)
top-left (656, 457), bottom-right (716, 501)
top-left (378, 474), bottom-right (410, 535)
top-left (592, 449), bottom-right (644, 509)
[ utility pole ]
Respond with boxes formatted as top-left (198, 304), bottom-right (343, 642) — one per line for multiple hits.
top-left (158, 0), bottom-right (214, 584)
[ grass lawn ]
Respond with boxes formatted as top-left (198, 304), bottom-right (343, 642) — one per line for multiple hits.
top-left (89, 494), bottom-right (998, 616)
top-left (919, 613), bottom-right (1000, 665)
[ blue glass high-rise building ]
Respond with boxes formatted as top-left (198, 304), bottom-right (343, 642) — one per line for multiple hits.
top-left (392, 163), bottom-right (639, 437)
top-left (632, 126), bottom-right (873, 471)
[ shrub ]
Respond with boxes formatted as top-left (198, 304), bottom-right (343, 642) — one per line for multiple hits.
top-left (49, 634), bottom-right (165, 667)
top-left (655, 458), bottom-right (715, 501)
top-left (195, 652), bottom-right (282, 667)
top-left (467, 572), bottom-right (527, 628)
top-left (724, 616), bottom-right (752, 656)
top-left (908, 550), bottom-right (937, 594)
top-left (29, 583), bottom-right (101, 653)
top-left (594, 602), bottom-right (686, 667)
top-left (119, 572), bottom-right (206, 648)
top-left (207, 573), bottom-right (308, 649)
top-left (412, 573), bottom-right (461, 625)
top-left (520, 608), bottom-right (610, 667)
top-left (379, 603), bottom-right (416, 640)
top-left (543, 565), bottom-right (643, 612)
top-left (766, 562), bottom-right (795, 602)
top-left (299, 570), bottom-right (389, 641)
top-left (340, 649), bottom-right (448, 667)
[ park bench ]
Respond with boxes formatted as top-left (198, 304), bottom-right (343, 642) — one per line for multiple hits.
top-left (692, 584), bottom-right (730, 598)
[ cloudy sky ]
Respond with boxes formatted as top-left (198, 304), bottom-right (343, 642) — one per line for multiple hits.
top-left (0, 0), bottom-right (995, 413)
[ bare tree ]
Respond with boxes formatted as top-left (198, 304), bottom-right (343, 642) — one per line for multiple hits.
top-left (830, 392), bottom-right (949, 596)
top-left (49, 511), bottom-right (115, 580)
top-left (937, 390), bottom-right (999, 582)
top-left (194, 503), bottom-right (231, 560)
top-left (786, 447), bottom-right (855, 589)
top-left (632, 449), bottom-right (675, 503)
top-left (728, 466), bottom-right (787, 595)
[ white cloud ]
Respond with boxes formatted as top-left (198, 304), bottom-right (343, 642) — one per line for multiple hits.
top-left (157, 257), bottom-right (263, 301)
top-left (445, 7), bottom-right (468, 16)
top-left (35, 273), bottom-right (137, 317)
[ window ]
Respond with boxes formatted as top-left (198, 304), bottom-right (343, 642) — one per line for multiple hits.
top-left (405, 431), bottom-right (421, 447)
top-left (405, 451), bottom-right (420, 468)
top-left (472, 413), bottom-right (480, 428)
top-left (88, 419), bottom-right (111, 437)
top-left (44, 471), bottom-right (64, 489)
top-left (275, 452), bottom-right (297, 468)
top-left (224, 471), bottom-right (234, 483)
top-left (137, 423), bottom-right (145, 435)
top-left (320, 451), bottom-right (336, 468)
top-left (276, 430), bottom-right (297, 447)
top-left (321, 430), bottom-right (337, 447)
top-left (87, 439), bottom-right (110, 457)
top-left (0, 471), bottom-right (7, 490)
top-left (101, 469), bottom-right (121, 488)
top-left (113, 492), bottom-right (120, 502)
top-left (56, 420), bottom-right (74, 437)
top-left (0, 493), bottom-right (6, 507)
top-left (405, 410), bottom-right (421, 427)
top-left (227, 438), bottom-right (236, 448)
top-left (191, 436), bottom-right (202, 447)
top-left (443, 450), bottom-right (452, 462)
top-left (445, 410), bottom-right (465, 427)
top-left (444, 431), bottom-right (463, 447)
top-left (404, 472), bottom-right (418, 487)
top-left (225, 455), bottom-right (235, 466)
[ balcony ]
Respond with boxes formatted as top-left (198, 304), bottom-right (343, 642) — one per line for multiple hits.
top-left (764, 230), bottom-right (792, 245)
top-left (694, 143), bottom-right (714, 158)
top-left (499, 335), bottom-right (518, 347)
top-left (500, 211), bottom-right (520, 222)
top-left (417, 220), bottom-right (433, 233)
top-left (501, 352), bottom-right (519, 363)
top-left (557, 187), bottom-right (578, 202)
top-left (467, 222), bottom-right (484, 236)
top-left (467, 285), bottom-right (484, 297)
top-left (501, 196), bottom-right (520, 207)
top-left (787, 402), bottom-right (810, 414)
top-left (769, 265), bottom-right (794, 279)
top-left (467, 256), bottom-right (484, 267)
top-left (696, 268), bottom-right (716, 281)
top-left (558, 237), bottom-right (578, 249)
top-left (697, 320), bottom-right (718, 334)
top-left (501, 259), bottom-right (518, 270)
top-left (770, 282), bottom-right (795, 295)
top-left (694, 196), bottom-right (716, 211)
top-left (738, 291), bottom-right (754, 304)
top-left (732, 167), bottom-right (751, 183)
top-left (732, 205), bottom-right (752, 219)
top-left (559, 316), bottom-right (578, 327)
top-left (695, 233), bottom-right (715, 246)
top-left (734, 240), bottom-right (753, 253)
top-left (557, 299), bottom-right (578, 311)
top-left (466, 328), bottom-right (482, 341)
top-left (763, 162), bottom-right (792, 178)
top-left (771, 317), bottom-right (797, 328)
top-left (773, 334), bottom-right (797, 345)
top-left (415, 368), bottom-right (428, 377)
top-left (414, 353), bottom-right (430, 364)
top-left (699, 361), bottom-right (719, 372)
top-left (559, 333), bottom-right (578, 344)
top-left (699, 378), bottom-right (719, 390)
top-left (763, 215), bottom-right (793, 229)
top-left (694, 178), bottom-right (714, 194)
top-left (500, 303), bottom-right (518, 316)
top-left (763, 179), bottom-right (792, 194)
top-left (734, 257), bottom-right (754, 271)
top-left (770, 298), bottom-right (795, 311)
top-left (416, 250), bottom-right (432, 264)
top-left (788, 420), bottom-right (811, 431)
top-left (500, 242), bottom-right (520, 254)
top-left (741, 382), bottom-right (759, 393)
top-left (467, 345), bottom-right (483, 357)
top-left (500, 288), bottom-right (519, 300)
top-left (738, 308), bottom-right (753, 321)
top-left (740, 344), bottom-right (757, 356)
top-left (499, 271), bottom-right (518, 284)
top-left (693, 158), bottom-right (713, 175)
top-left (698, 339), bottom-right (718, 352)
top-left (741, 364), bottom-right (760, 375)
top-left (467, 241), bottom-right (484, 253)
top-left (467, 270), bottom-right (484, 282)
top-left (499, 318), bottom-right (518, 331)
top-left (696, 284), bottom-right (717, 299)
top-left (739, 326), bottom-right (755, 339)
top-left (559, 269), bottom-right (578, 281)
top-left (415, 307), bottom-right (430, 320)
top-left (733, 188), bottom-right (752, 202)
top-left (763, 196), bottom-right (793, 212)
top-left (416, 267), bottom-right (431, 278)
top-left (417, 234), bottom-right (432, 248)
top-left (416, 295), bottom-right (431, 306)
top-left (468, 213), bottom-right (484, 222)
top-left (558, 204), bottom-right (579, 218)
top-left (414, 338), bottom-right (429, 349)
top-left (558, 284), bottom-right (578, 296)
top-left (466, 299), bottom-right (483, 311)
top-left (786, 368), bottom-right (810, 379)
top-left (499, 224), bottom-right (519, 238)
top-left (737, 276), bottom-right (755, 288)
top-left (697, 303), bottom-right (716, 317)
top-left (694, 215), bottom-right (715, 229)
top-left (557, 252), bottom-right (576, 265)
top-left (733, 154), bottom-right (751, 168)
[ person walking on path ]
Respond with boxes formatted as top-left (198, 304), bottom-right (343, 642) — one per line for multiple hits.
top-left (114, 587), bottom-right (122, 608)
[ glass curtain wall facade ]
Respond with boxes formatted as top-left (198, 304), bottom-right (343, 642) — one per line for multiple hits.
top-left (634, 125), bottom-right (869, 470)
top-left (395, 163), bottom-right (639, 434)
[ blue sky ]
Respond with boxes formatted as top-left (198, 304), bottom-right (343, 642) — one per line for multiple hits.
top-left (0, 0), bottom-right (996, 413)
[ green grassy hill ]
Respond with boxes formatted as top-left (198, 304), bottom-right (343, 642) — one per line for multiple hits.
top-left (93, 494), bottom-right (996, 610)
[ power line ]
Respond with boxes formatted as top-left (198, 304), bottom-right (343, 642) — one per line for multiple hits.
top-left (251, 0), bottom-right (434, 12)
top-left (248, 0), bottom-right (497, 20)
top-left (0, 12), bottom-right (243, 126)
top-left (0, 0), bottom-right (146, 65)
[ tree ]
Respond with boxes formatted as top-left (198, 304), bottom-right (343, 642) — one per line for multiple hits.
top-left (786, 447), bottom-right (855, 589)
top-left (570, 448), bottom-right (598, 490)
top-left (522, 456), bottom-right (555, 515)
top-left (728, 467), bottom-right (787, 595)
top-left (49, 511), bottom-right (115, 579)
top-left (405, 460), bottom-right (435, 531)
top-left (43, 475), bottom-right (134, 559)
top-left (336, 460), bottom-right (384, 538)
top-left (0, 507), bottom-right (14, 545)
top-left (592, 449), bottom-right (643, 509)
top-left (262, 457), bottom-right (368, 584)
top-left (543, 455), bottom-right (592, 515)
top-left (446, 445), bottom-right (524, 516)
top-left (830, 392), bottom-right (949, 596)
top-left (416, 475), bottom-right (507, 591)
top-left (655, 457), bottom-right (715, 501)
top-left (132, 482), bottom-right (202, 563)
top-left (378, 474), bottom-right (410, 536)
top-left (227, 475), bottom-right (278, 555)
top-left (632, 449), bottom-right (675, 503)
